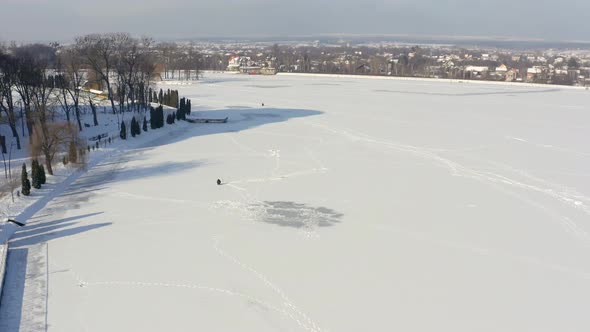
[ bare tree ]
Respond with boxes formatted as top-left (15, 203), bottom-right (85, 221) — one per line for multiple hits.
top-left (60, 45), bottom-right (87, 130)
top-left (55, 56), bottom-right (72, 123)
top-left (0, 50), bottom-right (22, 149)
top-left (1, 136), bottom-right (19, 202)
top-left (30, 122), bottom-right (79, 175)
top-left (12, 44), bottom-right (57, 137)
top-left (77, 33), bottom-right (127, 116)
top-left (137, 37), bottom-right (157, 110)
top-left (87, 95), bottom-right (99, 127)
top-left (13, 53), bottom-right (37, 137)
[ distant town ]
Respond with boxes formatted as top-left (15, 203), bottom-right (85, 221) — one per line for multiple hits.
top-left (190, 39), bottom-right (590, 86)
top-left (3, 37), bottom-right (590, 90)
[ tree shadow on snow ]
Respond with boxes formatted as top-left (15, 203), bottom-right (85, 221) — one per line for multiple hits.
top-left (0, 248), bottom-right (28, 332)
top-left (8, 212), bottom-right (104, 242)
top-left (9, 212), bottom-right (110, 248)
top-left (50, 155), bottom-right (202, 210)
top-left (139, 108), bottom-right (322, 150)
top-left (0, 213), bottom-right (109, 332)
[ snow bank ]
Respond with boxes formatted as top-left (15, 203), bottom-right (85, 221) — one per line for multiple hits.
top-left (0, 239), bottom-right (6, 300)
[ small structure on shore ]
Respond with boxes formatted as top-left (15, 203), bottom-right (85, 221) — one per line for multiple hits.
top-left (186, 117), bottom-right (228, 124)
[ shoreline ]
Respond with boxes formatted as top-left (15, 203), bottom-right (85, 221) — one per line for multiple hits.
top-left (276, 72), bottom-right (590, 90)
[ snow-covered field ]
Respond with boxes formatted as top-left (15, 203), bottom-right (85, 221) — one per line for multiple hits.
top-left (2, 73), bottom-right (590, 331)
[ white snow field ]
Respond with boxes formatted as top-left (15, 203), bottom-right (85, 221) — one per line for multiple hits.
top-left (2, 73), bottom-right (590, 331)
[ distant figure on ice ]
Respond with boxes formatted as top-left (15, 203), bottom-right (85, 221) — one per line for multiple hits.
top-left (217, 179), bottom-right (222, 185)
top-left (261, 102), bottom-right (264, 107)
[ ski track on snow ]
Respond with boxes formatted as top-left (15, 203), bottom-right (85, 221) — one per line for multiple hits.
top-left (72, 278), bottom-right (314, 331)
top-left (61, 242), bottom-right (323, 332)
top-left (374, 223), bottom-right (590, 279)
top-left (212, 236), bottom-right (323, 332)
top-left (506, 136), bottom-right (590, 158)
top-left (307, 122), bottom-right (590, 242)
top-left (214, 136), bottom-right (328, 238)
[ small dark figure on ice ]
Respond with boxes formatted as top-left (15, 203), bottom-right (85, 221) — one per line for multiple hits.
top-left (261, 102), bottom-right (264, 107)
top-left (217, 179), bottom-right (222, 185)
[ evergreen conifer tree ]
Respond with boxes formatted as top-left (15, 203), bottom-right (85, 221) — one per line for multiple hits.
top-left (178, 98), bottom-right (185, 120)
top-left (131, 117), bottom-right (137, 137)
top-left (136, 117), bottom-right (141, 135)
top-left (31, 159), bottom-right (40, 189)
top-left (120, 121), bottom-right (127, 140)
top-left (150, 107), bottom-right (156, 129)
top-left (21, 163), bottom-right (31, 196)
top-left (39, 165), bottom-right (46, 185)
top-left (158, 106), bottom-right (164, 128)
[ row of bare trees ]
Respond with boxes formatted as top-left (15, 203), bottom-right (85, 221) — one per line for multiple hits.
top-left (0, 33), bottom-right (206, 179)
top-left (72, 33), bottom-right (159, 120)
top-left (157, 42), bottom-right (202, 80)
top-left (0, 45), bottom-right (84, 175)
top-left (0, 33), bottom-right (164, 177)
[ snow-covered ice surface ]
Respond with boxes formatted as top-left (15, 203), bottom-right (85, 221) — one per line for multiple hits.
top-left (3, 73), bottom-right (590, 331)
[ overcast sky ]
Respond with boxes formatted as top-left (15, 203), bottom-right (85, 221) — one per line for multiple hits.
top-left (1, 0), bottom-right (589, 42)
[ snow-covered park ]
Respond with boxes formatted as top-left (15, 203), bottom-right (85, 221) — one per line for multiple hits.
top-left (2, 73), bottom-right (590, 331)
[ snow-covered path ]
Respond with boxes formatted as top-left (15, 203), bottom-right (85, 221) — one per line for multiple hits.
top-left (2, 73), bottom-right (590, 331)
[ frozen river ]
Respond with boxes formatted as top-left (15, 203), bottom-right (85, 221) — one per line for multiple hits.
top-left (4, 73), bottom-right (590, 331)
